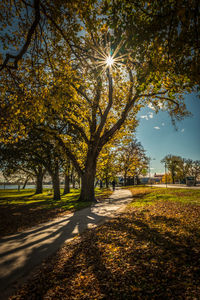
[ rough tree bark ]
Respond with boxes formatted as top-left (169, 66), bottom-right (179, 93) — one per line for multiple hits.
top-left (63, 173), bottom-right (70, 195)
top-left (63, 160), bottom-right (71, 195)
top-left (105, 177), bottom-right (109, 188)
top-left (124, 172), bottom-right (127, 186)
top-left (22, 175), bottom-right (30, 189)
top-left (78, 153), bottom-right (97, 202)
top-left (35, 167), bottom-right (45, 194)
top-left (51, 161), bottom-right (61, 200)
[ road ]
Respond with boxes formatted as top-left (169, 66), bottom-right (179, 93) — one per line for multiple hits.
top-left (148, 184), bottom-right (200, 189)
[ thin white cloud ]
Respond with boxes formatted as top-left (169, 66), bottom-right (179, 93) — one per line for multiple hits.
top-left (148, 103), bottom-right (156, 110)
top-left (162, 122), bottom-right (165, 126)
top-left (140, 115), bottom-right (148, 120)
top-left (154, 126), bottom-right (160, 130)
top-left (140, 112), bottom-right (154, 120)
top-left (148, 112), bottom-right (154, 119)
top-left (158, 102), bottom-right (164, 109)
top-left (181, 128), bottom-right (185, 132)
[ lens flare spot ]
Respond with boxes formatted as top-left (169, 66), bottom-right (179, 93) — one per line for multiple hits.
top-left (106, 55), bottom-right (114, 67)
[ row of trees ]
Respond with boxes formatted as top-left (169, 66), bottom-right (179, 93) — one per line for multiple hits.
top-left (0, 1), bottom-right (199, 201)
top-left (0, 135), bottom-right (148, 199)
top-left (162, 155), bottom-right (200, 184)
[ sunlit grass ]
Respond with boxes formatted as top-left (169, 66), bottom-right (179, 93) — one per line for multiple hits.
top-left (129, 186), bottom-right (200, 207)
top-left (0, 187), bottom-right (112, 208)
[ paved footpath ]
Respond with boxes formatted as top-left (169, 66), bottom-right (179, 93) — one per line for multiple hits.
top-left (149, 184), bottom-right (200, 189)
top-left (0, 188), bottom-right (133, 299)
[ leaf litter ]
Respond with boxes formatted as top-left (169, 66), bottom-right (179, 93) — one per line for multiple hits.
top-left (10, 187), bottom-right (200, 299)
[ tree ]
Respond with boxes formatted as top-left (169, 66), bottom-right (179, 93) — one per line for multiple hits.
top-left (96, 145), bottom-right (117, 188)
top-left (176, 158), bottom-right (191, 183)
top-left (162, 156), bottom-right (200, 184)
top-left (187, 159), bottom-right (200, 184)
top-left (62, 159), bottom-right (71, 195)
top-left (162, 173), bottom-right (173, 184)
top-left (106, 0), bottom-right (200, 86)
top-left (0, 1), bottom-right (199, 202)
top-left (117, 139), bottom-right (148, 186)
top-left (25, 132), bottom-right (64, 200)
top-left (0, 0), bottom-right (87, 141)
top-left (161, 155), bottom-right (183, 184)
top-left (0, 142), bottom-right (46, 193)
top-left (192, 161), bottom-right (200, 184)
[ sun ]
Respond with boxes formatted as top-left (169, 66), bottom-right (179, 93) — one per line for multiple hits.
top-left (88, 34), bottom-right (127, 74)
top-left (106, 55), bottom-right (114, 67)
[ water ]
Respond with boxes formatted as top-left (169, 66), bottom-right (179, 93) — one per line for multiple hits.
top-left (0, 185), bottom-right (53, 190)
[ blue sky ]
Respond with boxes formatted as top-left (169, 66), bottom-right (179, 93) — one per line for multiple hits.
top-left (136, 93), bottom-right (200, 175)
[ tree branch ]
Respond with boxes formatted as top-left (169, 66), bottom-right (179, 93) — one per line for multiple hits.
top-left (0, 0), bottom-right (41, 71)
top-left (154, 95), bottom-right (180, 111)
top-left (96, 68), bottom-right (113, 138)
top-left (90, 77), bottom-right (102, 135)
top-left (99, 94), bottom-right (138, 148)
top-left (53, 134), bottom-right (83, 176)
top-left (98, 68), bottom-right (135, 148)
top-left (35, 126), bottom-right (83, 176)
top-left (68, 120), bottom-right (89, 144)
top-left (70, 82), bottom-right (92, 104)
top-left (39, 22), bottom-right (55, 77)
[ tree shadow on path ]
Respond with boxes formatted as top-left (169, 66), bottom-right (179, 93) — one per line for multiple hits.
top-left (0, 205), bottom-right (110, 298)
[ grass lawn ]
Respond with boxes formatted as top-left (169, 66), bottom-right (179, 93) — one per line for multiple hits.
top-left (0, 188), bottom-right (112, 237)
top-left (10, 186), bottom-right (200, 299)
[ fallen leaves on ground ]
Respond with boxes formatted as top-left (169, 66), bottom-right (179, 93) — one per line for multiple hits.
top-left (10, 188), bottom-right (200, 299)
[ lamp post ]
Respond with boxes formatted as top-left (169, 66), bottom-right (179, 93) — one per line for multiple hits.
top-left (149, 158), bottom-right (151, 186)
top-left (165, 162), bottom-right (168, 188)
top-left (148, 157), bottom-right (155, 188)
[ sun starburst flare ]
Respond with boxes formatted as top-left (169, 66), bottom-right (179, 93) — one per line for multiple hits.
top-left (106, 55), bottom-right (114, 67)
top-left (87, 35), bottom-right (127, 74)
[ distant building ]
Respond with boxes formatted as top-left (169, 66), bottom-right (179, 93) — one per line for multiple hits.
top-left (186, 176), bottom-right (196, 186)
top-left (153, 173), bottom-right (164, 183)
top-left (139, 177), bottom-right (150, 184)
top-left (139, 173), bottom-right (164, 184)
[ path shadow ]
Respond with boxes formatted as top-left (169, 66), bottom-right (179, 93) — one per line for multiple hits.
top-left (17, 211), bottom-right (200, 299)
top-left (0, 206), bottom-right (110, 298)
top-left (70, 213), bottom-right (200, 298)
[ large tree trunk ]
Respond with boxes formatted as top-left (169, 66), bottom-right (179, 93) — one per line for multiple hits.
top-left (23, 176), bottom-right (30, 189)
top-left (63, 174), bottom-right (70, 195)
top-left (70, 167), bottom-right (76, 188)
top-left (172, 171), bottom-right (175, 184)
top-left (105, 177), bottom-right (109, 188)
top-left (78, 175), bottom-right (81, 188)
top-left (72, 173), bottom-right (76, 188)
top-left (35, 168), bottom-right (44, 194)
top-left (79, 156), bottom-right (97, 202)
top-left (124, 172), bottom-right (127, 186)
top-left (52, 163), bottom-right (61, 200)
